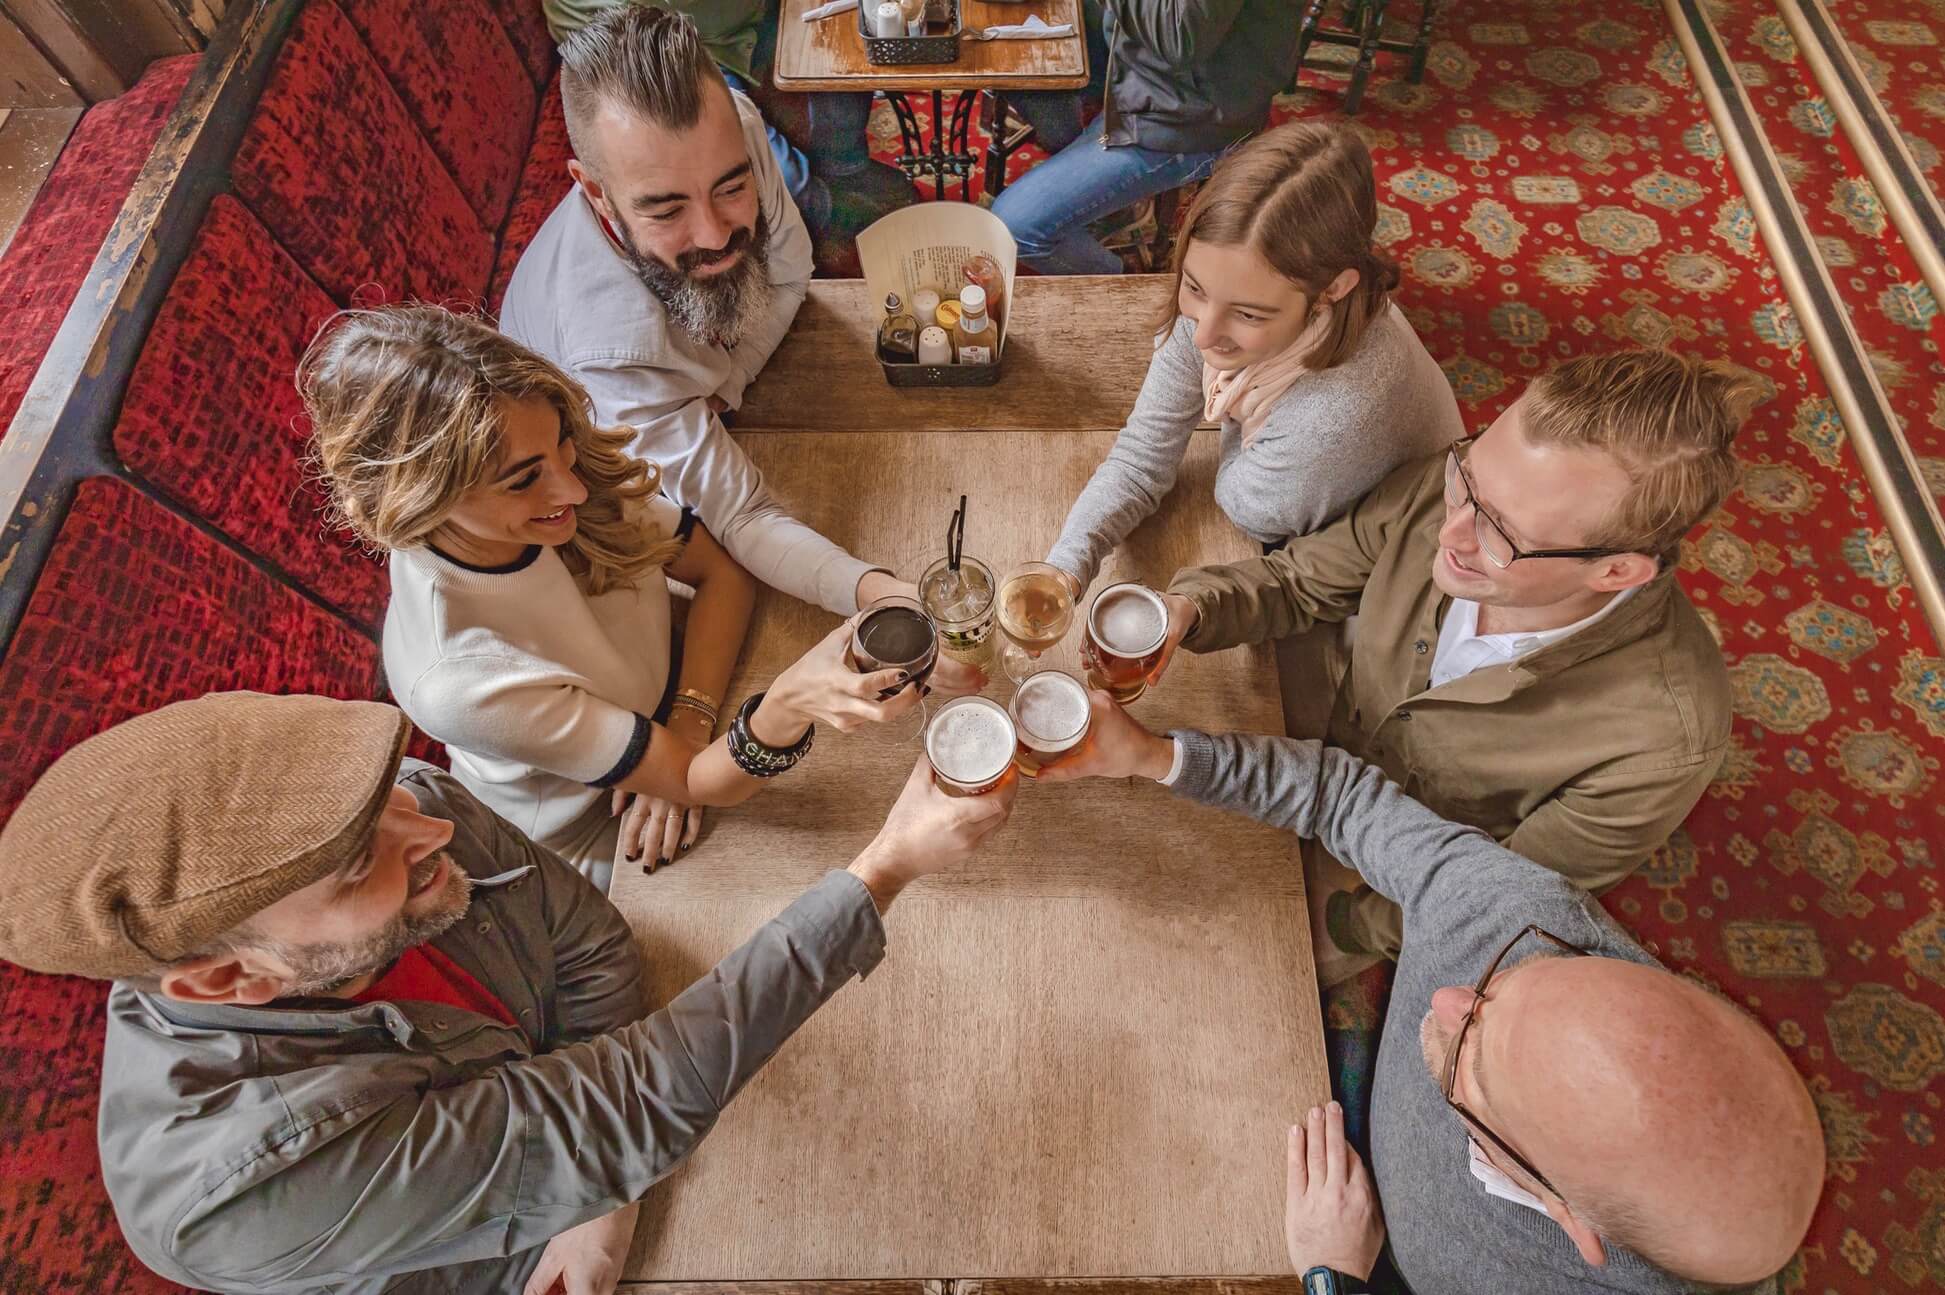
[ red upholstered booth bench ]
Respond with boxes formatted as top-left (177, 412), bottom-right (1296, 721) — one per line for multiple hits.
top-left (0, 2), bottom-right (571, 1287)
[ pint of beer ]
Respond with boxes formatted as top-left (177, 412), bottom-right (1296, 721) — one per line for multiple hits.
top-left (1081, 582), bottom-right (1169, 704)
top-left (924, 695), bottom-right (1016, 796)
top-left (1008, 669), bottom-right (1090, 776)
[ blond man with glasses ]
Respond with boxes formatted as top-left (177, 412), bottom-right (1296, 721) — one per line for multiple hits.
top-left (1143, 350), bottom-right (1760, 982)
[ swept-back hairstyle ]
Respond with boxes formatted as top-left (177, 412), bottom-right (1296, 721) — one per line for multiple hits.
top-left (301, 305), bottom-right (681, 596)
top-left (1523, 350), bottom-right (1762, 564)
top-left (1158, 119), bottom-right (1400, 368)
top-left (560, 4), bottom-right (725, 174)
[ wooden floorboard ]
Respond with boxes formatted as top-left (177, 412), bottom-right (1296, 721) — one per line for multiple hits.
top-left (0, 107), bottom-right (82, 258)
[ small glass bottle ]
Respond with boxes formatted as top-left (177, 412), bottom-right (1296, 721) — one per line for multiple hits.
top-left (963, 253), bottom-right (1005, 338)
top-left (878, 293), bottom-right (918, 364)
top-left (953, 285), bottom-right (995, 365)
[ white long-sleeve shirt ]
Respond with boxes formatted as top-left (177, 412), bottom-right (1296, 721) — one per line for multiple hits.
top-left (500, 90), bottom-right (872, 615)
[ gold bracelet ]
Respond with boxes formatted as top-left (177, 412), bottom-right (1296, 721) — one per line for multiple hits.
top-left (669, 693), bottom-right (719, 727)
top-left (675, 687), bottom-right (721, 714)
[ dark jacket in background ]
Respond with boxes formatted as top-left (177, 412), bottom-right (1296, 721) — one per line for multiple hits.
top-left (1102, 0), bottom-right (1300, 154)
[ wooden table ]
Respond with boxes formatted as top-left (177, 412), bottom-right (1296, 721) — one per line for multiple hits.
top-left (735, 277), bottom-right (1188, 434)
top-left (610, 429), bottom-right (1328, 1281)
top-left (775, 0), bottom-right (1088, 199)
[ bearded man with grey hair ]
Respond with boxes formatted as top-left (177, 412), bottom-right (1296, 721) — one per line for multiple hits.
top-left (501, 5), bottom-right (907, 619)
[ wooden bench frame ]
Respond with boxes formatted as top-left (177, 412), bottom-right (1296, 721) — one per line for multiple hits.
top-left (0, 0), bottom-right (326, 661)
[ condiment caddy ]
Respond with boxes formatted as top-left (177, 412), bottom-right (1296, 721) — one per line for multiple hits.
top-left (857, 0), bottom-right (961, 65)
top-left (857, 203), bottom-right (1018, 389)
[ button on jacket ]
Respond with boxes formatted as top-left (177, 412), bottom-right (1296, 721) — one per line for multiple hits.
top-left (97, 762), bottom-right (886, 1294)
top-left (1168, 452), bottom-right (1732, 956)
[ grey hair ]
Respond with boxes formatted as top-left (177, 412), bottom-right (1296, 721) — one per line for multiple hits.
top-left (560, 5), bottom-right (726, 175)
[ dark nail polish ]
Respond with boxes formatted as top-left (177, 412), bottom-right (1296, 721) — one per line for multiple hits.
top-left (680, 842), bottom-right (692, 852)
top-left (626, 850), bottom-right (641, 862)
top-left (655, 857), bottom-right (668, 870)
top-left (920, 685), bottom-right (932, 697)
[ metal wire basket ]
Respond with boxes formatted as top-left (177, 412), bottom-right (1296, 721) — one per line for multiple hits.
top-left (857, 0), bottom-right (961, 65)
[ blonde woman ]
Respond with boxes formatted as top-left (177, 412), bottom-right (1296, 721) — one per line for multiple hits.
top-left (1047, 120), bottom-right (1465, 592)
top-left (306, 306), bottom-right (921, 891)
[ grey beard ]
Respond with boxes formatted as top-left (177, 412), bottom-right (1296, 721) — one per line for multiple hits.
top-left (272, 852), bottom-right (474, 997)
top-left (618, 213), bottom-right (775, 349)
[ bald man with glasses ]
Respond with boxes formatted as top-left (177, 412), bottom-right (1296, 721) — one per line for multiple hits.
top-left (1038, 704), bottom-right (1824, 1294)
top-left (1141, 350), bottom-right (1759, 983)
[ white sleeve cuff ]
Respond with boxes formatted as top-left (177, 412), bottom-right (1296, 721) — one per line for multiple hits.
top-left (1156, 736), bottom-right (1187, 786)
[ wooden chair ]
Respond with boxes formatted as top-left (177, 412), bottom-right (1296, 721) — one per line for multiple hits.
top-left (1294, 0), bottom-right (1439, 115)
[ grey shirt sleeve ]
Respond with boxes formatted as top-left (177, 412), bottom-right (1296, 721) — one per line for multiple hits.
top-left (1165, 729), bottom-right (1593, 936)
top-left (165, 871), bottom-right (886, 1289)
top-left (1045, 318), bottom-right (1205, 591)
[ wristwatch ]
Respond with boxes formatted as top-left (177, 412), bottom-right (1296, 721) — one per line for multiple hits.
top-left (1301, 1267), bottom-right (1369, 1295)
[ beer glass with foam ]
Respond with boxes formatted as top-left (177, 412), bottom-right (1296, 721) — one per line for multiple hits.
top-left (1008, 669), bottom-right (1090, 776)
top-left (1080, 582), bottom-right (1169, 704)
top-left (924, 696), bottom-right (1016, 796)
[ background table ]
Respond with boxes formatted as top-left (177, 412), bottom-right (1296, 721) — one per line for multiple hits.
top-left (610, 429), bottom-right (1328, 1280)
top-left (734, 278), bottom-right (1208, 434)
top-left (775, 0), bottom-right (1087, 198)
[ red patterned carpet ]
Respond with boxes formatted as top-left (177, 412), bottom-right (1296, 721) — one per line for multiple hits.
top-left (872, 2), bottom-right (1945, 1289)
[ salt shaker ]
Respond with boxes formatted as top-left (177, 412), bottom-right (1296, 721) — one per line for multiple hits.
top-left (917, 325), bottom-right (953, 366)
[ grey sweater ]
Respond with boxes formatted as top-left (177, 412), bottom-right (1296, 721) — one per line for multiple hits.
top-left (1047, 306), bottom-right (1462, 591)
top-left (1169, 730), bottom-right (1721, 1295)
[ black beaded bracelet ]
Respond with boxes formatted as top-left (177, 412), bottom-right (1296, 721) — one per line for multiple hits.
top-left (727, 692), bottom-right (814, 778)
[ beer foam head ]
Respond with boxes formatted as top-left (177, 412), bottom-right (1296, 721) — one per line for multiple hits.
top-left (1092, 584), bottom-right (1166, 655)
top-left (926, 698), bottom-right (1014, 783)
top-left (1014, 671), bottom-right (1088, 742)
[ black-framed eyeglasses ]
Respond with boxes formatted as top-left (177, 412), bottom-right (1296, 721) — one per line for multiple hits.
top-left (1443, 439), bottom-right (1636, 569)
top-left (1440, 923), bottom-right (1593, 1202)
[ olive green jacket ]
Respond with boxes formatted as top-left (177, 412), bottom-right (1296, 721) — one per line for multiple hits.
top-left (1169, 453), bottom-right (1731, 954)
top-left (97, 762), bottom-right (885, 1293)
top-left (544, 0), bottom-right (763, 80)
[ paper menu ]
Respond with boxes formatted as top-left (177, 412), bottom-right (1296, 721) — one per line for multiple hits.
top-left (856, 202), bottom-right (1019, 353)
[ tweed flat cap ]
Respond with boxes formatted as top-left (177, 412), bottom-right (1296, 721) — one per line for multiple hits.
top-left (0, 692), bottom-right (411, 980)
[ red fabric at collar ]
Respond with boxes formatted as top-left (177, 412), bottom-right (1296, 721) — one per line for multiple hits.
top-left (351, 943), bottom-right (517, 1030)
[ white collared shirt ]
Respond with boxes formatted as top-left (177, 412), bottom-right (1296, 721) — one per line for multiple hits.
top-left (1430, 586), bottom-right (1638, 691)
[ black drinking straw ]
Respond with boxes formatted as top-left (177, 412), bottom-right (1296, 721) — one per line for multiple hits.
top-left (946, 494), bottom-right (967, 572)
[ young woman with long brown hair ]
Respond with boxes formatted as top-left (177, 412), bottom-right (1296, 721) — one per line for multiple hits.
top-left (1046, 120), bottom-right (1465, 592)
top-left (306, 306), bottom-right (923, 891)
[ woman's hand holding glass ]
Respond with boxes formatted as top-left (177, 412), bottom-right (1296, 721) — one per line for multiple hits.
top-left (760, 616), bottom-right (927, 737)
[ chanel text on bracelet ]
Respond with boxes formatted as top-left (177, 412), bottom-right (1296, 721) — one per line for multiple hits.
top-left (727, 692), bottom-right (814, 778)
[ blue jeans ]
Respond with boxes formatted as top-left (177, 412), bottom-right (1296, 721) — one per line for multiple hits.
top-left (722, 68), bottom-right (815, 199)
top-left (991, 117), bottom-right (1219, 275)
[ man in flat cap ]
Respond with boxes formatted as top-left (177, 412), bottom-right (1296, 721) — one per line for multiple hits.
top-left (0, 691), bottom-right (1015, 1294)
